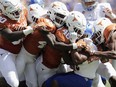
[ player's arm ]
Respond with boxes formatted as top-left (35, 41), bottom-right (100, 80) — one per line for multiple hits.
top-left (92, 30), bottom-right (116, 59)
top-left (84, 46), bottom-right (116, 60)
top-left (70, 49), bottom-right (89, 65)
top-left (62, 51), bottom-right (75, 65)
top-left (46, 33), bottom-right (76, 51)
top-left (62, 49), bottom-right (89, 66)
top-left (39, 29), bottom-right (86, 51)
top-left (103, 3), bottom-right (116, 21)
top-left (91, 51), bottom-right (116, 59)
top-left (39, 29), bottom-right (75, 51)
top-left (0, 26), bottom-right (33, 42)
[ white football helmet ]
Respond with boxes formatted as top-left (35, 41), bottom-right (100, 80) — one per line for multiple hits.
top-left (81, 0), bottom-right (98, 11)
top-left (47, 1), bottom-right (69, 28)
top-left (65, 11), bottom-right (86, 42)
top-left (0, 0), bottom-right (22, 20)
top-left (92, 17), bottom-right (112, 45)
top-left (27, 4), bottom-right (46, 23)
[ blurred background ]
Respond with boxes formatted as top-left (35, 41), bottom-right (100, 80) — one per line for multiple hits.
top-left (20, 0), bottom-right (116, 14)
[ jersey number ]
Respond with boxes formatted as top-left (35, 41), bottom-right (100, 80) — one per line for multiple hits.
top-left (0, 16), bottom-right (7, 23)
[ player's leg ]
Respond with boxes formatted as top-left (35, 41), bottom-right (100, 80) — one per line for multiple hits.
top-left (15, 47), bottom-right (27, 80)
top-left (24, 62), bottom-right (38, 87)
top-left (97, 62), bottom-right (116, 87)
top-left (92, 73), bottom-right (105, 87)
top-left (0, 49), bottom-right (19, 87)
top-left (36, 55), bottom-right (58, 87)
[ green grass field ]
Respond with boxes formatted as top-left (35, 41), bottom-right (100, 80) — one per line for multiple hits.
top-left (106, 81), bottom-right (111, 87)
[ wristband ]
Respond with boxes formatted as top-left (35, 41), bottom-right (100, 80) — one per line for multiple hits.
top-left (23, 26), bottom-right (33, 36)
top-left (73, 43), bottom-right (77, 49)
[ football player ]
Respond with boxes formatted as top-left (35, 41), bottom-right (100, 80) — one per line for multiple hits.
top-left (74, 0), bottom-right (116, 86)
top-left (74, 0), bottom-right (116, 22)
top-left (90, 17), bottom-right (116, 87)
top-left (15, 3), bottom-right (46, 87)
top-left (15, 1), bottom-right (70, 87)
top-left (0, 0), bottom-right (34, 87)
top-left (35, 3), bottom-right (87, 87)
top-left (40, 11), bottom-right (102, 87)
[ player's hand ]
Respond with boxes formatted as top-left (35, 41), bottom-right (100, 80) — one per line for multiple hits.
top-left (103, 7), bottom-right (116, 19)
top-left (75, 39), bottom-right (87, 51)
top-left (85, 50), bottom-right (99, 63)
top-left (33, 23), bottom-right (50, 33)
top-left (76, 39), bottom-right (87, 47)
top-left (34, 24), bottom-right (46, 30)
top-left (103, 7), bottom-right (112, 14)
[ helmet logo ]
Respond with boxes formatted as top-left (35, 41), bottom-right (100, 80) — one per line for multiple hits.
top-left (73, 17), bottom-right (78, 21)
top-left (52, 4), bottom-right (58, 8)
top-left (30, 7), bottom-right (33, 11)
top-left (97, 20), bottom-right (103, 26)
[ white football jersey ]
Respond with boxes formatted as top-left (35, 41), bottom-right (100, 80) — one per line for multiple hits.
top-left (74, 3), bottom-right (112, 28)
top-left (74, 38), bottom-right (100, 79)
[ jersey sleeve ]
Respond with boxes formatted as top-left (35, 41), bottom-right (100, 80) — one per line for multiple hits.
top-left (55, 27), bottom-right (70, 44)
